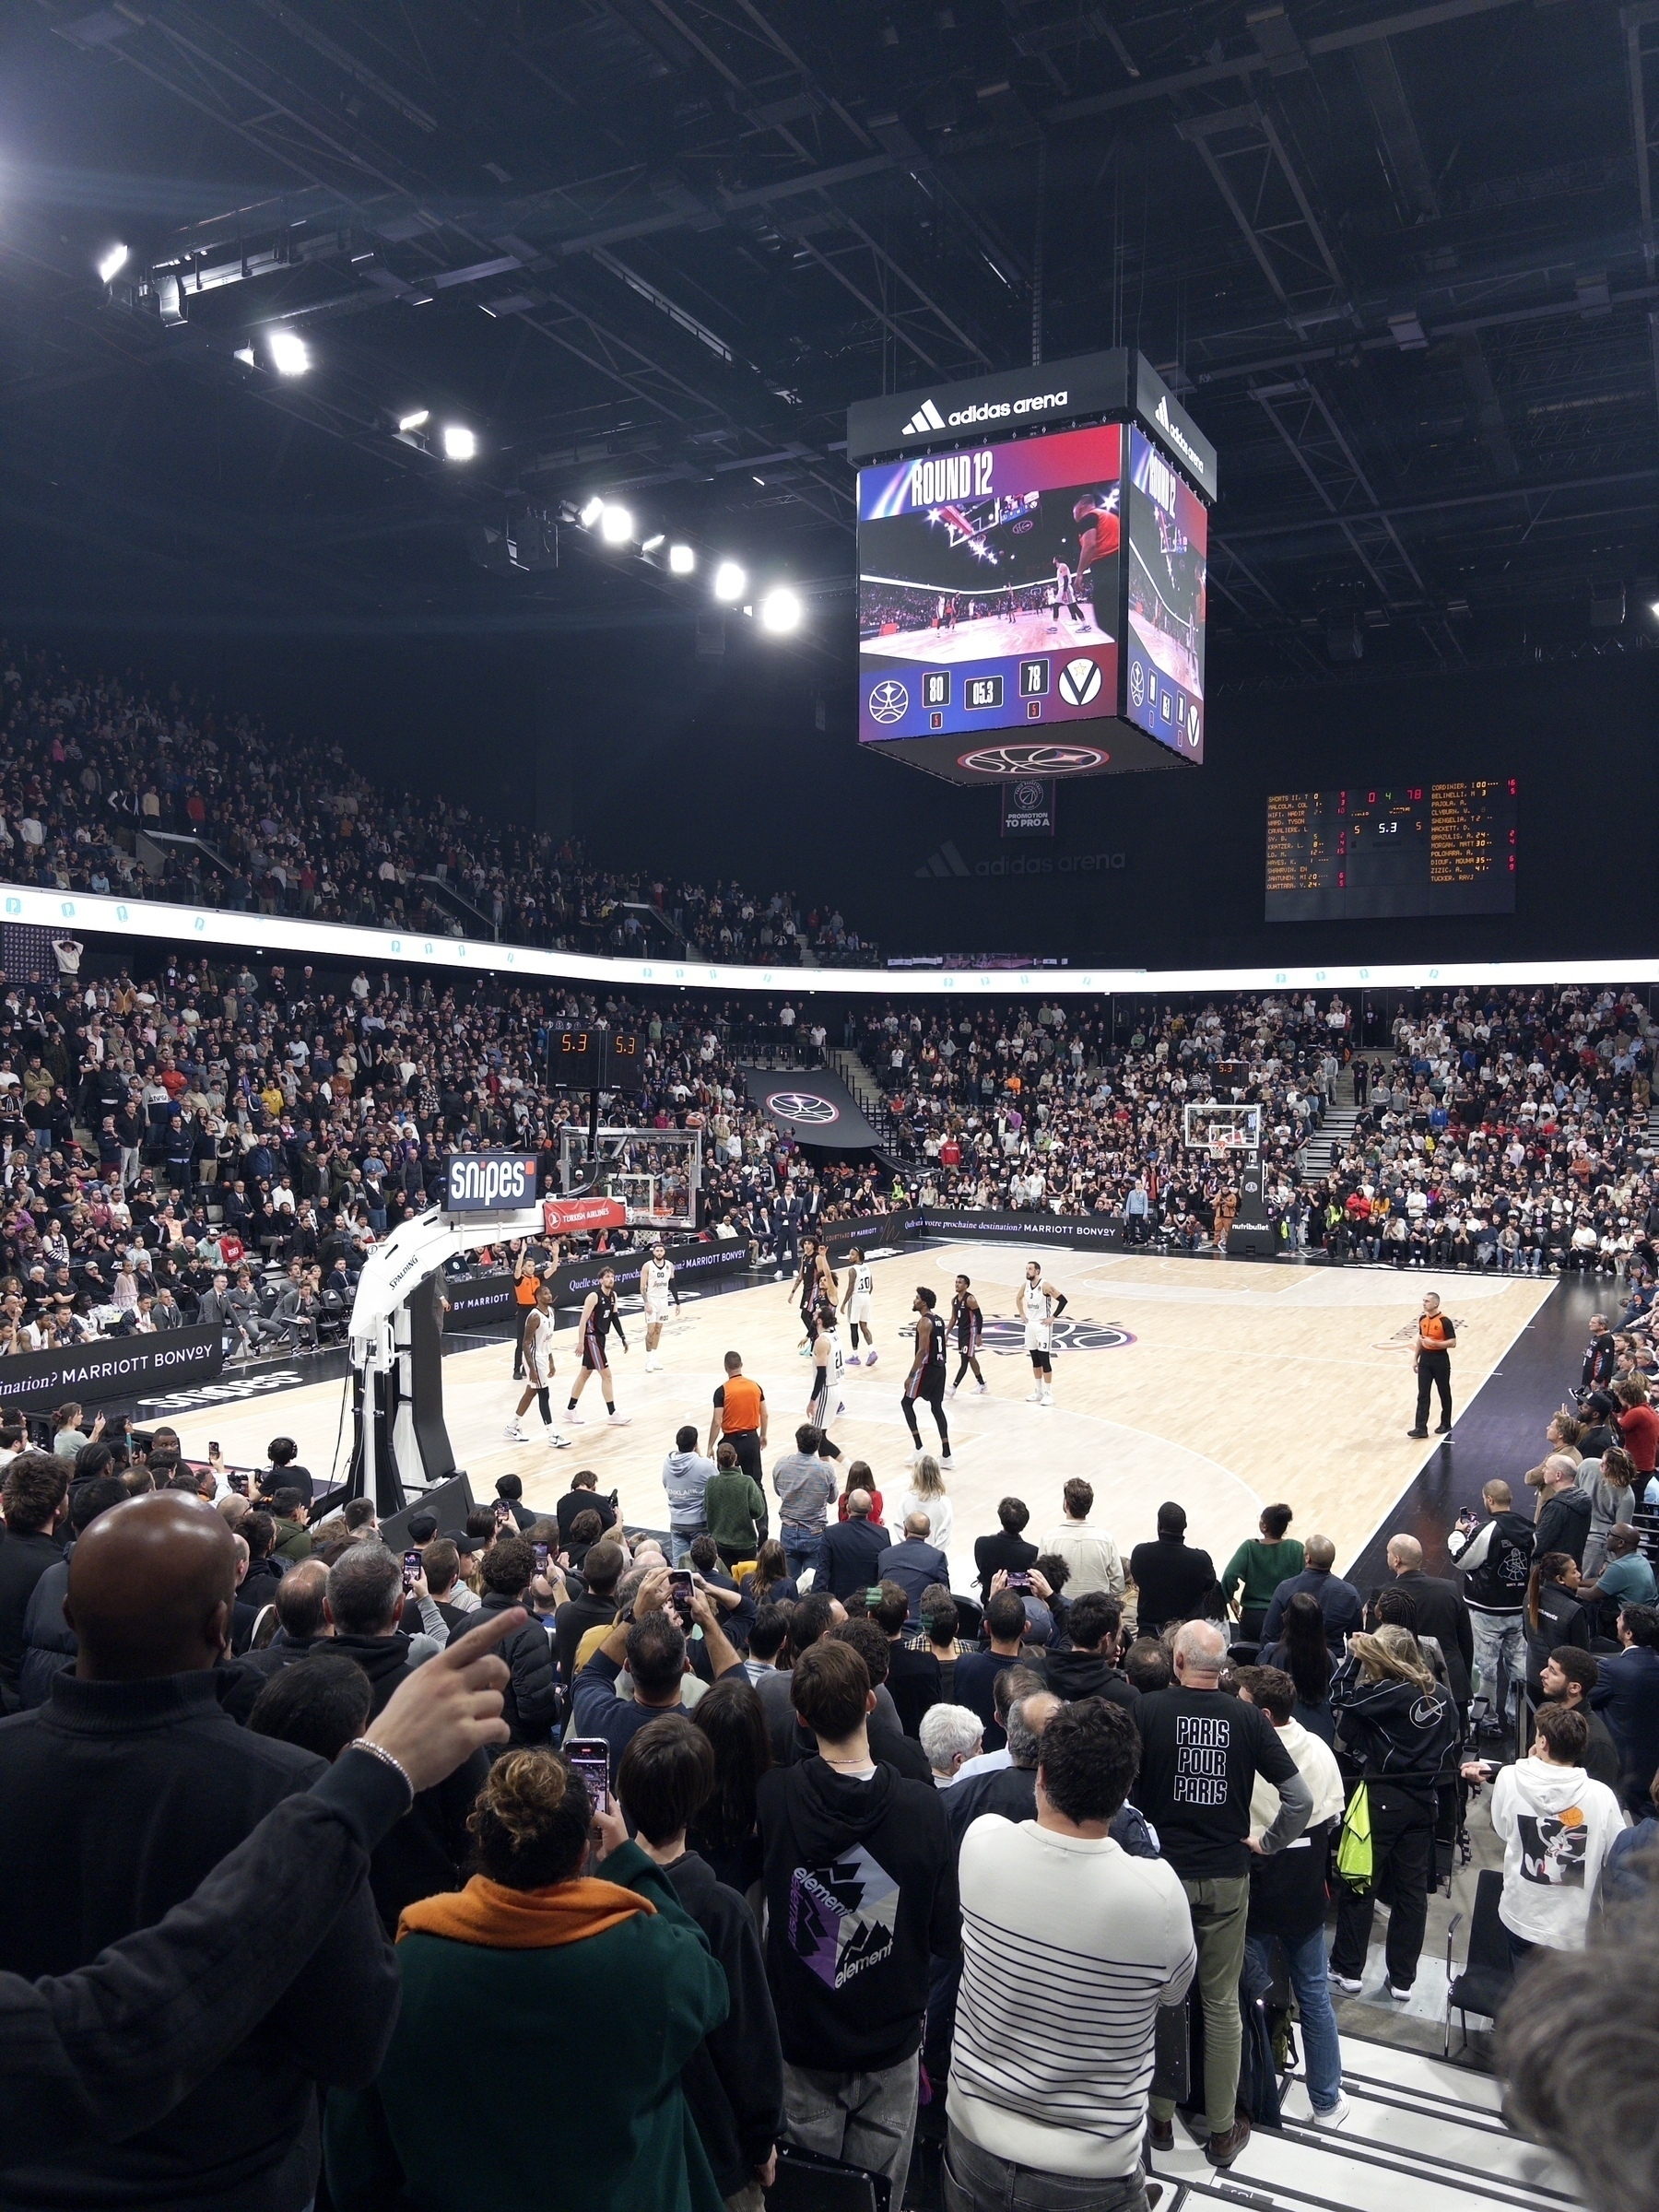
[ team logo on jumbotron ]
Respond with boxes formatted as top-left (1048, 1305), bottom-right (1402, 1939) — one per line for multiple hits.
top-left (959, 743), bottom-right (1110, 777)
top-left (867, 679), bottom-right (909, 724)
top-left (765, 1090), bottom-right (840, 1126)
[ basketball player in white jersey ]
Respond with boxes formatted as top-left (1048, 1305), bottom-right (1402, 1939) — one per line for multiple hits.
top-left (1049, 560), bottom-right (1082, 629)
top-left (1017, 1259), bottom-right (1067, 1406)
top-left (566, 1267), bottom-right (631, 1427)
top-left (807, 1299), bottom-right (846, 1433)
top-left (503, 1282), bottom-right (571, 1449)
top-left (840, 1245), bottom-right (877, 1367)
top-left (641, 1239), bottom-right (676, 1371)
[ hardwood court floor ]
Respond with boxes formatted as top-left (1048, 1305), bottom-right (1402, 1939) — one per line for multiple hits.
top-left (182, 1246), bottom-right (1553, 1581)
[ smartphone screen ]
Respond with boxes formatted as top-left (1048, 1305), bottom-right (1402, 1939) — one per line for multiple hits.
top-left (493, 1500), bottom-right (512, 1527)
top-left (402, 1549), bottom-right (420, 1593)
top-left (1006, 1571), bottom-right (1031, 1592)
top-left (209, 1441), bottom-right (219, 1457)
top-left (533, 1541), bottom-right (549, 1573)
top-left (668, 1568), bottom-right (694, 1624)
top-left (565, 1740), bottom-right (611, 1818)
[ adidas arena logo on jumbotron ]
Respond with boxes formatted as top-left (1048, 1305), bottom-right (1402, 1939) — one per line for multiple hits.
top-left (1153, 394), bottom-right (1207, 483)
top-left (900, 389), bottom-right (1069, 436)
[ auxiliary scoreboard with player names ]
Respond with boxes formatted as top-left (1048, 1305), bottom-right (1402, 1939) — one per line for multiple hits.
top-left (1265, 780), bottom-right (1517, 921)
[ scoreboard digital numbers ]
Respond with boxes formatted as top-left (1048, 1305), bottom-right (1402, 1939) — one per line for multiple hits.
top-left (1265, 780), bottom-right (1517, 922)
top-left (546, 1028), bottom-right (645, 1092)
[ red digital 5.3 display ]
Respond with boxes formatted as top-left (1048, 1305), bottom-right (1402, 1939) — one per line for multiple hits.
top-left (857, 422), bottom-right (1123, 753)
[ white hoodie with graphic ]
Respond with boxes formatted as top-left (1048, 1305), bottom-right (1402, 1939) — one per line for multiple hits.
top-left (1489, 1757), bottom-right (1626, 1949)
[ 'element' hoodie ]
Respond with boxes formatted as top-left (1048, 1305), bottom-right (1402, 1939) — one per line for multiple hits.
top-left (758, 1755), bottom-right (959, 2072)
top-left (1489, 1756), bottom-right (1625, 1949)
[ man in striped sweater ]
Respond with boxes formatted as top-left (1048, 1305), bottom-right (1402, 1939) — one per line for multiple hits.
top-left (947, 1700), bottom-right (1195, 2212)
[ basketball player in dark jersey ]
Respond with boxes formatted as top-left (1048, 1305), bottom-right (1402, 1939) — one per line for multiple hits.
top-left (566, 1266), bottom-right (632, 1427)
top-left (788, 1235), bottom-right (837, 1357)
top-left (946, 1273), bottom-right (985, 1397)
top-left (901, 1285), bottom-right (951, 1467)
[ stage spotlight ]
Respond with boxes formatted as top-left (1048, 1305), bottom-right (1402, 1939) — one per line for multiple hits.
top-left (442, 424), bottom-right (477, 461)
top-left (398, 409), bottom-right (429, 433)
top-left (579, 495), bottom-right (605, 528)
top-left (599, 502), bottom-right (633, 544)
top-left (713, 559), bottom-right (746, 602)
top-left (760, 586), bottom-right (802, 634)
top-left (669, 544), bottom-right (696, 575)
top-left (267, 328), bottom-right (310, 376)
top-left (641, 533), bottom-right (665, 553)
top-left (97, 243), bottom-right (128, 285)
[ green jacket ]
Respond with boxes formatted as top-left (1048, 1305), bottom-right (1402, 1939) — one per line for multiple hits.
top-left (704, 1469), bottom-right (768, 1553)
top-left (325, 1843), bottom-right (728, 2212)
top-left (271, 1519), bottom-right (312, 1562)
top-left (1221, 1535), bottom-right (1305, 1612)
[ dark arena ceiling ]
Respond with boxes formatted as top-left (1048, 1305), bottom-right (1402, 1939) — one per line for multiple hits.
top-left (2, 0), bottom-right (1657, 689)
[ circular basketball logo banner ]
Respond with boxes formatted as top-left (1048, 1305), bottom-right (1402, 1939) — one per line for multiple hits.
top-left (765, 1090), bottom-right (840, 1126)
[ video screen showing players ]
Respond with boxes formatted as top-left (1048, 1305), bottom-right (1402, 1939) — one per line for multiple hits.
top-left (1124, 426), bottom-right (1206, 763)
top-left (856, 422), bottom-right (1122, 749)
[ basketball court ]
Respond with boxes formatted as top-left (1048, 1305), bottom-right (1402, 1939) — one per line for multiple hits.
top-left (1128, 604), bottom-right (1201, 695)
top-left (176, 1242), bottom-right (1554, 1587)
top-left (862, 605), bottom-right (1113, 662)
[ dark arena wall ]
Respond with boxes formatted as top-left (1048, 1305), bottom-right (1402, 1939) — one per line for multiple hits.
top-left (555, 633), bottom-right (1659, 975)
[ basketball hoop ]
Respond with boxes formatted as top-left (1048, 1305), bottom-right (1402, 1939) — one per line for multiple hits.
top-left (1182, 1101), bottom-right (1262, 1159)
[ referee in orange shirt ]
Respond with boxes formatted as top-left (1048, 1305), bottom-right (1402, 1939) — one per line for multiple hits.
top-left (707, 1349), bottom-right (768, 1487)
top-left (1407, 1291), bottom-right (1455, 1438)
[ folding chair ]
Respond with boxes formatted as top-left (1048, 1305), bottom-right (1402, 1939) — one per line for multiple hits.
top-left (1444, 1867), bottom-right (1514, 2057)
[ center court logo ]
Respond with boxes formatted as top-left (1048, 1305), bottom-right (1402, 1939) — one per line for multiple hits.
top-left (907, 1316), bottom-right (1135, 1354)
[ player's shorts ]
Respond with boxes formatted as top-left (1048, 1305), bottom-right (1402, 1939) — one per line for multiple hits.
top-left (642, 1300), bottom-right (669, 1325)
top-left (1023, 1325), bottom-right (1051, 1354)
top-left (808, 1380), bottom-right (832, 1425)
top-left (847, 1296), bottom-right (873, 1328)
top-left (581, 1327), bottom-right (607, 1371)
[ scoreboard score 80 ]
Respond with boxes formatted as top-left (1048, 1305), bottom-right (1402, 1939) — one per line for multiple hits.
top-left (546, 1027), bottom-right (645, 1092)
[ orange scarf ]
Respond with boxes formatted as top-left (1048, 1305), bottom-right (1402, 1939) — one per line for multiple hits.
top-left (396, 1875), bottom-right (655, 1950)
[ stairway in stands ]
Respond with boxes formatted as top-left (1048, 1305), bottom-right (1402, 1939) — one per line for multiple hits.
top-left (1150, 2030), bottom-right (1582, 2212)
top-left (1300, 1068), bottom-right (1359, 1187)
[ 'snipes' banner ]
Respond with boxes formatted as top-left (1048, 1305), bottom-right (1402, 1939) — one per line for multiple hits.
top-left (739, 1068), bottom-right (885, 1150)
top-left (0, 1324), bottom-right (225, 1411)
